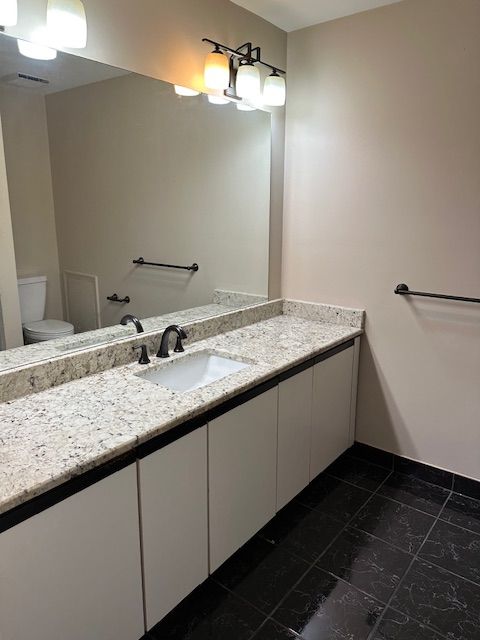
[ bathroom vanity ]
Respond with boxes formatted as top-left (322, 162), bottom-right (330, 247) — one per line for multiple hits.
top-left (0, 301), bottom-right (363, 640)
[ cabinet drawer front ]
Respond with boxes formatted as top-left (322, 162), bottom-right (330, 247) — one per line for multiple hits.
top-left (140, 426), bottom-right (208, 629)
top-left (0, 465), bottom-right (144, 640)
top-left (208, 388), bottom-right (278, 572)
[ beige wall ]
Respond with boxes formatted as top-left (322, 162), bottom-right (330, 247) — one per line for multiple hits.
top-left (0, 86), bottom-right (63, 321)
top-left (46, 74), bottom-right (271, 328)
top-left (0, 118), bottom-right (23, 349)
top-left (284, 0), bottom-right (480, 479)
top-left (5, 0), bottom-right (287, 298)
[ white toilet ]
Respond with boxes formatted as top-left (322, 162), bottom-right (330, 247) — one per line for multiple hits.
top-left (17, 276), bottom-right (74, 344)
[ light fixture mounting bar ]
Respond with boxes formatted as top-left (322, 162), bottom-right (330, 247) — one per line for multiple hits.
top-left (202, 38), bottom-right (286, 75)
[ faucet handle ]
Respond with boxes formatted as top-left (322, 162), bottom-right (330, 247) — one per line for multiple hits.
top-left (133, 344), bottom-right (150, 365)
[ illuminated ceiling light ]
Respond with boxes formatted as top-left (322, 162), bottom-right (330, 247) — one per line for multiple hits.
top-left (263, 70), bottom-right (286, 107)
top-left (208, 94), bottom-right (229, 105)
top-left (17, 29), bottom-right (58, 61)
top-left (174, 85), bottom-right (200, 96)
top-left (47, 0), bottom-right (87, 49)
top-left (204, 45), bottom-right (230, 91)
top-left (236, 102), bottom-right (256, 111)
top-left (236, 61), bottom-right (260, 101)
top-left (0, 0), bottom-right (17, 26)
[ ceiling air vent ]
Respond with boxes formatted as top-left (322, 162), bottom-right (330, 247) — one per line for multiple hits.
top-left (0, 72), bottom-right (50, 88)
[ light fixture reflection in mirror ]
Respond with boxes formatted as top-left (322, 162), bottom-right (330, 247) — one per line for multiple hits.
top-left (174, 85), bottom-right (200, 97)
top-left (208, 94), bottom-right (230, 105)
top-left (237, 102), bottom-right (256, 111)
top-left (47, 0), bottom-right (87, 49)
top-left (0, 0), bottom-right (17, 26)
top-left (17, 30), bottom-right (58, 60)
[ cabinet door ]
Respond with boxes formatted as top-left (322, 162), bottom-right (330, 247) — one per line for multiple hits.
top-left (140, 426), bottom-right (208, 629)
top-left (277, 367), bottom-right (313, 510)
top-left (208, 388), bottom-right (278, 572)
top-left (310, 346), bottom-right (354, 480)
top-left (0, 465), bottom-right (144, 640)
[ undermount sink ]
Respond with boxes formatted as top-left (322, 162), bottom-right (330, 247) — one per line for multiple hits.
top-left (135, 350), bottom-right (250, 392)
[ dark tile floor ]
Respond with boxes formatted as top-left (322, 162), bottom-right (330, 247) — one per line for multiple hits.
top-left (144, 451), bottom-right (480, 640)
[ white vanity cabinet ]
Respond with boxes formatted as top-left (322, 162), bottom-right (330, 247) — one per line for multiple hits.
top-left (208, 388), bottom-right (278, 572)
top-left (277, 367), bottom-right (313, 510)
top-left (0, 464), bottom-right (144, 640)
top-left (139, 426), bottom-right (209, 630)
top-left (310, 345), bottom-right (355, 479)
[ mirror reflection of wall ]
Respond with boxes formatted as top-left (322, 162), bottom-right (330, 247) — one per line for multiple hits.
top-left (0, 32), bottom-right (271, 357)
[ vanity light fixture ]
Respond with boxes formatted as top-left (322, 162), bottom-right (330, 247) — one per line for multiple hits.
top-left (174, 85), bottom-right (200, 96)
top-left (236, 60), bottom-right (260, 100)
top-left (46, 0), bottom-right (87, 49)
top-left (263, 69), bottom-right (286, 107)
top-left (202, 37), bottom-right (286, 106)
top-left (204, 44), bottom-right (230, 90)
top-left (0, 0), bottom-right (17, 26)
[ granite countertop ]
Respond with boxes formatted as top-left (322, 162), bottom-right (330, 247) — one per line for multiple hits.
top-left (0, 313), bottom-right (362, 516)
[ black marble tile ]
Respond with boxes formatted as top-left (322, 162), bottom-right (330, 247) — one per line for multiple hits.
top-left (326, 454), bottom-right (391, 492)
top-left (453, 474), bottom-right (480, 501)
top-left (378, 472), bottom-right (450, 516)
top-left (147, 579), bottom-right (264, 640)
top-left (317, 527), bottom-right (411, 603)
top-left (212, 536), bottom-right (308, 615)
top-left (373, 608), bottom-right (443, 640)
top-left (251, 619), bottom-right (300, 639)
top-left (392, 559), bottom-right (480, 640)
top-left (349, 442), bottom-right (394, 469)
top-left (420, 519), bottom-right (480, 584)
top-left (259, 501), bottom-right (344, 564)
top-left (441, 493), bottom-right (480, 535)
top-left (273, 566), bottom-right (383, 640)
top-left (295, 474), bottom-right (372, 523)
top-left (351, 495), bottom-right (434, 553)
top-left (394, 457), bottom-right (453, 490)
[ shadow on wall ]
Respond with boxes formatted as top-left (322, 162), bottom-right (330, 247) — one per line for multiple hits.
top-left (356, 328), bottom-right (415, 457)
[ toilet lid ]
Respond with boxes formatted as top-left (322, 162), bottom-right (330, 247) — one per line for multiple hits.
top-left (23, 319), bottom-right (74, 336)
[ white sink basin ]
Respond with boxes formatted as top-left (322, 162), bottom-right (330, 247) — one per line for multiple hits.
top-left (136, 350), bottom-right (250, 392)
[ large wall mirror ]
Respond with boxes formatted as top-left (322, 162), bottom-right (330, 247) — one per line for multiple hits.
top-left (0, 32), bottom-right (271, 370)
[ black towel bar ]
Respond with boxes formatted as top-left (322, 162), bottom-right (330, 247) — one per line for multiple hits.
top-left (133, 257), bottom-right (199, 272)
top-left (395, 284), bottom-right (480, 304)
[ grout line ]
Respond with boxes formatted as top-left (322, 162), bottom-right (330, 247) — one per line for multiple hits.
top-left (365, 488), bottom-right (453, 640)
top-left (261, 470), bottom-right (395, 631)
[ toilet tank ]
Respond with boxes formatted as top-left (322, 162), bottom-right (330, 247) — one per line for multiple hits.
top-left (17, 276), bottom-right (47, 324)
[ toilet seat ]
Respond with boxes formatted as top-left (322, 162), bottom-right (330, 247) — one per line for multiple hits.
top-left (23, 319), bottom-right (75, 342)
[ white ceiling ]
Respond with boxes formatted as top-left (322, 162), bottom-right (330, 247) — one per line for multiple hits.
top-left (231, 0), bottom-right (403, 32)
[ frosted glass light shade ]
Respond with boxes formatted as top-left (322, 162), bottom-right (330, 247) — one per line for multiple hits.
top-left (204, 50), bottom-right (230, 90)
top-left (174, 85), bottom-right (200, 96)
top-left (237, 102), bottom-right (256, 111)
top-left (263, 73), bottom-right (286, 107)
top-left (47, 0), bottom-right (87, 49)
top-left (0, 0), bottom-right (17, 26)
top-left (18, 37), bottom-right (58, 61)
top-left (208, 94), bottom-right (229, 105)
top-left (236, 63), bottom-right (260, 100)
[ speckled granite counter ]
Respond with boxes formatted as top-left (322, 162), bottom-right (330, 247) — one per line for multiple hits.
top-left (0, 305), bottom-right (363, 516)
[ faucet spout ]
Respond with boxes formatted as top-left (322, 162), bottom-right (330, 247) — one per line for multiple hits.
top-left (157, 325), bottom-right (187, 358)
top-left (120, 314), bottom-right (144, 334)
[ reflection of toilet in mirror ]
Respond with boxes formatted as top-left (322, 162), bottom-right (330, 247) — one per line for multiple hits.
top-left (17, 276), bottom-right (74, 344)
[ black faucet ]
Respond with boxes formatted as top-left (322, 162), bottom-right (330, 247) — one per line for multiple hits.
top-left (120, 314), bottom-right (144, 333)
top-left (157, 325), bottom-right (187, 358)
top-left (133, 344), bottom-right (150, 365)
